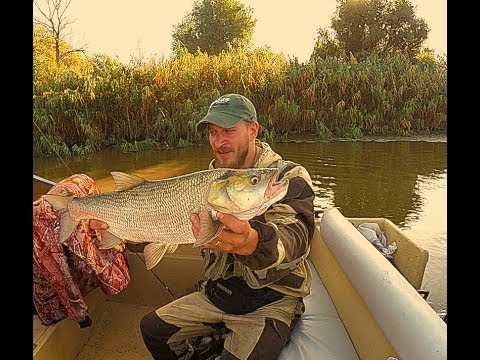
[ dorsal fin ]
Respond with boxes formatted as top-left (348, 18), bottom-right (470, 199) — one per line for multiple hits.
top-left (110, 171), bottom-right (146, 191)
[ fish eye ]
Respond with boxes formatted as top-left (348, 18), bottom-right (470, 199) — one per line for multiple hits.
top-left (250, 176), bottom-right (259, 185)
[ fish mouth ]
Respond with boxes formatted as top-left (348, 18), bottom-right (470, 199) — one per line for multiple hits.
top-left (266, 170), bottom-right (288, 198)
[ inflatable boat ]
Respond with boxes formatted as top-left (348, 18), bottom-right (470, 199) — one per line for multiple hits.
top-left (33, 205), bottom-right (446, 360)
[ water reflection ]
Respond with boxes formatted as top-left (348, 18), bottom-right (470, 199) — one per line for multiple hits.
top-left (272, 141), bottom-right (447, 229)
top-left (33, 140), bottom-right (447, 313)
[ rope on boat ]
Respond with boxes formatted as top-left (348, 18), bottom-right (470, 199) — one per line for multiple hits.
top-left (33, 174), bottom-right (57, 186)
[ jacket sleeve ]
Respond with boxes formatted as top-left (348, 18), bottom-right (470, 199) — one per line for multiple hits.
top-left (234, 164), bottom-right (316, 277)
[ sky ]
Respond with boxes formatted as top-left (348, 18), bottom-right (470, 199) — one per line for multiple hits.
top-left (34, 0), bottom-right (447, 64)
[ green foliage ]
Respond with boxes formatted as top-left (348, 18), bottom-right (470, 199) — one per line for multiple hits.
top-left (33, 40), bottom-right (446, 157)
top-left (264, 96), bottom-right (301, 134)
top-left (171, 0), bottom-right (256, 55)
top-left (415, 49), bottom-right (445, 66)
top-left (311, 27), bottom-right (346, 60)
top-left (329, 0), bottom-right (429, 60)
top-left (258, 127), bottom-right (275, 144)
top-left (116, 139), bottom-right (158, 152)
top-left (315, 120), bottom-right (332, 140)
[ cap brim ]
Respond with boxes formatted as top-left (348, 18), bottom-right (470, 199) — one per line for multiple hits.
top-left (196, 111), bottom-right (244, 132)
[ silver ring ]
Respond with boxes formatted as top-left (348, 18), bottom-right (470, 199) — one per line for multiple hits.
top-left (215, 240), bottom-right (221, 246)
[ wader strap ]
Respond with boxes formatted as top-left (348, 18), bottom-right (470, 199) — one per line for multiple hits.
top-left (233, 260), bottom-right (242, 277)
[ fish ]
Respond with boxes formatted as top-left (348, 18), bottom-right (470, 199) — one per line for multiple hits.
top-left (42, 167), bottom-right (288, 269)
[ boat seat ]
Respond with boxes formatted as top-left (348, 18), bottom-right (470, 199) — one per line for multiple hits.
top-left (279, 259), bottom-right (358, 360)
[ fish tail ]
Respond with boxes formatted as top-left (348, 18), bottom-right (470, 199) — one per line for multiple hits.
top-left (42, 194), bottom-right (78, 244)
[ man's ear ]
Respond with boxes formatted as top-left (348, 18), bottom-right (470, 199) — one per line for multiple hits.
top-left (250, 122), bottom-right (259, 137)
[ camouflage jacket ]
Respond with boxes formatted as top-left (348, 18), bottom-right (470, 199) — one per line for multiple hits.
top-left (202, 141), bottom-right (315, 298)
top-left (33, 174), bottom-right (130, 326)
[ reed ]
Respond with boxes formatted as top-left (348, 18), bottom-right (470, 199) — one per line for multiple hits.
top-left (33, 45), bottom-right (446, 157)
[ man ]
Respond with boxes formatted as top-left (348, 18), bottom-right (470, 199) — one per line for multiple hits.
top-left (93, 94), bottom-right (316, 359)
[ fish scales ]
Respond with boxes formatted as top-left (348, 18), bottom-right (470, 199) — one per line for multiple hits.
top-left (70, 168), bottom-right (232, 244)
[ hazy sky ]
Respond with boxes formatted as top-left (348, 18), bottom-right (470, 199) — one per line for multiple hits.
top-left (35, 0), bottom-right (447, 64)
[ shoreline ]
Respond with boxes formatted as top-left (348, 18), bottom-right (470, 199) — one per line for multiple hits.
top-left (34, 133), bottom-right (448, 158)
top-left (272, 133), bottom-right (447, 144)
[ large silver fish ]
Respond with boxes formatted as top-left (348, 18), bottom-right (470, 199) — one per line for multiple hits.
top-left (42, 168), bottom-right (288, 269)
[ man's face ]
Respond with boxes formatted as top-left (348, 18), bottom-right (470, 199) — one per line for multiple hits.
top-left (208, 121), bottom-right (257, 168)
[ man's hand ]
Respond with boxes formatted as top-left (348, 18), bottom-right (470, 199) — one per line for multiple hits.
top-left (190, 212), bottom-right (258, 255)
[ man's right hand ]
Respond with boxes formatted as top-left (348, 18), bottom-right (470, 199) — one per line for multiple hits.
top-left (89, 220), bottom-right (109, 230)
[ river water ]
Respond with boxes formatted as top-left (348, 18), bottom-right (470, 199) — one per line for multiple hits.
top-left (33, 137), bottom-right (447, 314)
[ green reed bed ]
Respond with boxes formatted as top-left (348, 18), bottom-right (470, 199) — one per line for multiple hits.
top-left (33, 48), bottom-right (446, 157)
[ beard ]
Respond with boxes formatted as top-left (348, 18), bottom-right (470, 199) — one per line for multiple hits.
top-left (214, 139), bottom-right (250, 168)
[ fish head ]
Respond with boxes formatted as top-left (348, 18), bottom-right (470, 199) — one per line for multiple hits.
top-left (207, 168), bottom-right (288, 219)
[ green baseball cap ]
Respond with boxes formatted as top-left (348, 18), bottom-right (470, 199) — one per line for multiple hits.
top-left (196, 93), bottom-right (257, 132)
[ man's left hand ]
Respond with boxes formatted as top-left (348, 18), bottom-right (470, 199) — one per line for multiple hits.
top-left (192, 212), bottom-right (259, 255)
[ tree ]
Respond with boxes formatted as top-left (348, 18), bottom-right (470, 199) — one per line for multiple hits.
top-left (34, 24), bottom-right (92, 82)
top-left (327, 0), bottom-right (429, 59)
top-left (33, 0), bottom-right (86, 66)
top-left (171, 0), bottom-right (256, 55)
top-left (310, 27), bottom-right (346, 60)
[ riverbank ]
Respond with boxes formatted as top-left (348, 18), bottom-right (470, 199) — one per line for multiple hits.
top-left (273, 132), bottom-right (447, 144)
top-left (146, 132), bottom-right (448, 153)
